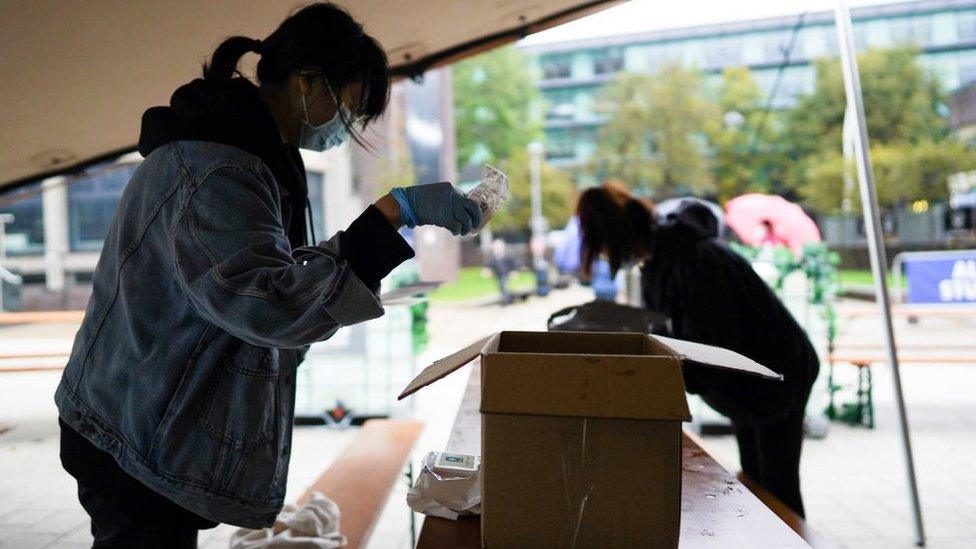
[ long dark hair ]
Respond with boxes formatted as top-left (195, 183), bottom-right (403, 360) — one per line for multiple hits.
top-left (203, 2), bottom-right (390, 144)
top-left (577, 181), bottom-right (657, 277)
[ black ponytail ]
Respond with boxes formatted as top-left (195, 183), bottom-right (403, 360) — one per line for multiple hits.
top-left (203, 3), bottom-right (390, 136)
top-left (203, 36), bottom-right (263, 80)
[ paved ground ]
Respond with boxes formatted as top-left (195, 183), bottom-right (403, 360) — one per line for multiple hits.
top-left (1, 283), bottom-right (975, 548)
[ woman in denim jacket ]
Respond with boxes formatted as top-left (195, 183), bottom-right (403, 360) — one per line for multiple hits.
top-left (55, 3), bottom-right (480, 546)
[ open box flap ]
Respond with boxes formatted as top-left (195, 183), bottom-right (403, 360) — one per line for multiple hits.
top-left (398, 333), bottom-right (498, 399)
top-left (651, 335), bottom-right (783, 380)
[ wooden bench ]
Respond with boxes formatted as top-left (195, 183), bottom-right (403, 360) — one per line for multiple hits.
top-left (0, 351), bottom-right (70, 375)
top-left (838, 303), bottom-right (976, 320)
top-left (299, 419), bottom-right (423, 548)
top-left (826, 351), bottom-right (976, 428)
top-left (0, 310), bottom-right (85, 325)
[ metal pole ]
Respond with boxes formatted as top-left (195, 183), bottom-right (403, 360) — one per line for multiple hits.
top-left (833, 2), bottom-right (925, 545)
top-left (527, 141), bottom-right (545, 245)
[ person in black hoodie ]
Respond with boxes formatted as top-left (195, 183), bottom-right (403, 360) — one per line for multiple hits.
top-left (576, 181), bottom-right (819, 518)
top-left (57, 3), bottom-right (480, 547)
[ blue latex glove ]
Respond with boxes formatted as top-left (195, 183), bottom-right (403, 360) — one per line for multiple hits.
top-left (390, 182), bottom-right (483, 235)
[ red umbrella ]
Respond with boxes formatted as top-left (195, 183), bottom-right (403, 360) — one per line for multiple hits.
top-left (725, 193), bottom-right (821, 255)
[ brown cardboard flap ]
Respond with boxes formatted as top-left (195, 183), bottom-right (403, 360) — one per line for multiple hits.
top-left (481, 353), bottom-right (692, 421)
top-left (651, 335), bottom-right (783, 380)
top-left (397, 334), bottom-right (498, 400)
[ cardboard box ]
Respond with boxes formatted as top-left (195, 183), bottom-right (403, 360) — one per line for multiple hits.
top-left (399, 331), bottom-right (780, 548)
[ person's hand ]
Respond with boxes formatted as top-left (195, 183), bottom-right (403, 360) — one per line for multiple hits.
top-left (389, 182), bottom-right (483, 235)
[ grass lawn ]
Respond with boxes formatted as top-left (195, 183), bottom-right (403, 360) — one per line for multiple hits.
top-left (838, 269), bottom-right (899, 288)
top-left (429, 267), bottom-right (536, 303)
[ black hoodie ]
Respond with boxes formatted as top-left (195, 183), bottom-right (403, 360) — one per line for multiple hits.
top-left (139, 78), bottom-right (311, 247)
top-left (642, 203), bottom-right (819, 425)
top-left (138, 77), bottom-right (412, 289)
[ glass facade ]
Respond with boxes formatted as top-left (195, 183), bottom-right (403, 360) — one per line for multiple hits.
top-left (0, 183), bottom-right (44, 256)
top-left (0, 162), bottom-right (330, 257)
top-left (68, 163), bottom-right (136, 252)
top-left (527, 0), bottom-right (976, 166)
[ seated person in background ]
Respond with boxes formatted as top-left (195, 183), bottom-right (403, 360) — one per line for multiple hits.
top-left (575, 181), bottom-right (820, 518)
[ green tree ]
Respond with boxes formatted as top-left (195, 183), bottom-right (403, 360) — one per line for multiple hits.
top-left (799, 141), bottom-right (976, 212)
top-left (786, 48), bottom-right (947, 156)
top-left (593, 66), bottom-right (719, 199)
top-left (788, 48), bottom-right (964, 212)
top-left (712, 67), bottom-right (789, 200)
top-left (911, 139), bottom-right (976, 202)
top-left (490, 150), bottom-right (575, 231)
top-left (453, 46), bottom-right (542, 171)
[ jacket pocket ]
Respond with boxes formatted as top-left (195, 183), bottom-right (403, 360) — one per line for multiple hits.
top-left (199, 347), bottom-right (279, 448)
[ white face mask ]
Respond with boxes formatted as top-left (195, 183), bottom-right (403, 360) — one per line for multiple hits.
top-left (298, 80), bottom-right (350, 152)
top-left (299, 99), bottom-right (349, 152)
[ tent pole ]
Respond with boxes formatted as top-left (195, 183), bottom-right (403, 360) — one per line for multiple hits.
top-left (833, 2), bottom-right (925, 545)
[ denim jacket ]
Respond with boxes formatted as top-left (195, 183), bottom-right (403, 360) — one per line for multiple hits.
top-left (55, 140), bottom-right (408, 528)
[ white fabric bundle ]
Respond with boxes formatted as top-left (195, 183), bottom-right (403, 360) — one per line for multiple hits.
top-left (230, 492), bottom-right (347, 549)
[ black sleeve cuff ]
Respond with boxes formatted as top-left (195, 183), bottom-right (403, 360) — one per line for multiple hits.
top-left (339, 205), bottom-right (415, 291)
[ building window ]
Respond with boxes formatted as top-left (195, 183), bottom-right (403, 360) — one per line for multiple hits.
top-left (545, 90), bottom-right (576, 120)
top-left (704, 37), bottom-right (742, 68)
top-left (888, 15), bottom-right (932, 46)
top-left (541, 55), bottom-right (572, 79)
top-left (0, 182), bottom-right (44, 256)
top-left (545, 131), bottom-right (575, 160)
top-left (959, 52), bottom-right (976, 87)
top-left (763, 32), bottom-right (785, 64)
top-left (593, 48), bottom-right (624, 75)
top-left (307, 171), bottom-right (326, 240)
top-left (958, 11), bottom-right (976, 42)
top-left (68, 163), bottom-right (135, 252)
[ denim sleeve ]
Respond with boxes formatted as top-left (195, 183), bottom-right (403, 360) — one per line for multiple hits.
top-left (172, 165), bottom-right (384, 348)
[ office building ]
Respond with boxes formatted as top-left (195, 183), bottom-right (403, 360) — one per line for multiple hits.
top-left (521, 0), bottom-right (976, 170)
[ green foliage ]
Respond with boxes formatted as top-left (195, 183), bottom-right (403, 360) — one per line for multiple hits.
top-left (429, 267), bottom-right (535, 302)
top-left (592, 66), bottom-right (719, 198)
top-left (491, 150), bottom-right (575, 231)
top-left (798, 140), bottom-right (976, 212)
top-left (787, 48), bottom-right (966, 211)
top-left (390, 270), bottom-right (429, 355)
top-left (799, 150), bottom-right (849, 212)
top-left (453, 47), bottom-right (543, 171)
top-left (712, 68), bottom-right (790, 201)
top-left (786, 48), bottom-right (947, 159)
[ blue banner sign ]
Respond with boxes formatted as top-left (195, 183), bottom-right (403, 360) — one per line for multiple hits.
top-left (903, 252), bottom-right (976, 304)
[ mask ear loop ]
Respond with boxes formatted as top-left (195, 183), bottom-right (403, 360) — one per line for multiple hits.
top-left (323, 79), bottom-right (351, 126)
top-left (300, 93), bottom-right (310, 124)
top-left (323, 76), bottom-right (376, 151)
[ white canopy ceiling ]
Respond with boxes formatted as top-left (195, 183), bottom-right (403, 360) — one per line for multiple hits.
top-left (0, 0), bottom-right (619, 191)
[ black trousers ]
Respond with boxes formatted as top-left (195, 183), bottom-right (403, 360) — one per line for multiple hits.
top-left (60, 419), bottom-right (217, 549)
top-left (732, 408), bottom-right (807, 518)
top-left (77, 482), bottom-right (202, 549)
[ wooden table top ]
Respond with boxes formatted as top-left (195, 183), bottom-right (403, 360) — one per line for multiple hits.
top-left (416, 362), bottom-right (810, 548)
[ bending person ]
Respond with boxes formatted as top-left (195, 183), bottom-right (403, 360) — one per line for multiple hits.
top-left (576, 181), bottom-right (819, 517)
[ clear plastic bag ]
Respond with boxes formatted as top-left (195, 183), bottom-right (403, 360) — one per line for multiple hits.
top-left (466, 165), bottom-right (510, 230)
